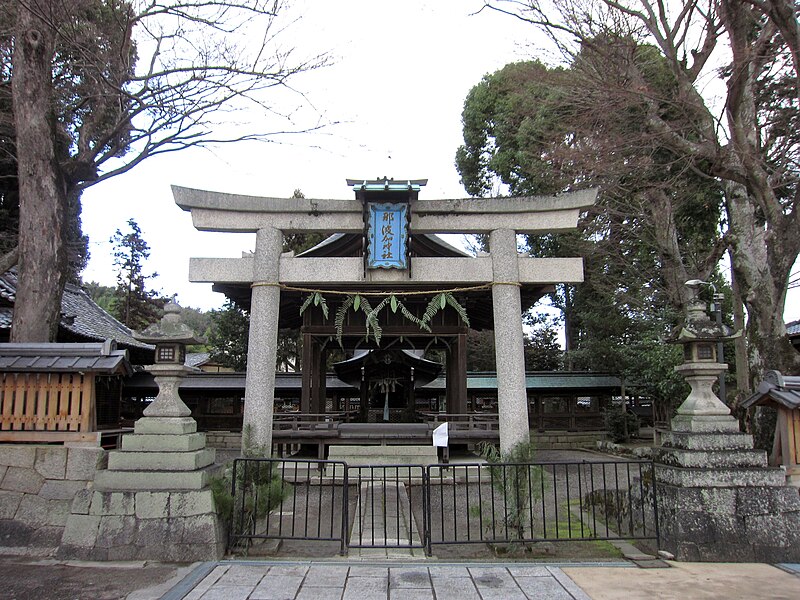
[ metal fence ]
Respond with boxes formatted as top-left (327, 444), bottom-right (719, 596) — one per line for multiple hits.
top-left (227, 457), bottom-right (658, 556)
top-left (426, 459), bottom-right (659, 552)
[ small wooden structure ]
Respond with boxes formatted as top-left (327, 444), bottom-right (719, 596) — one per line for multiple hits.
top-left (0, 341), bottom-right (132, 444)
top-left (742, 370), bottom-right (800, 486)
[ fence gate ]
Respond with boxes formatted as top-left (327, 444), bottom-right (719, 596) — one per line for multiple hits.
top-left (228, 457), bottom-right (658, 556)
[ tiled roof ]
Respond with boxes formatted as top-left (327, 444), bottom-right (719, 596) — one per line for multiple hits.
top-left (0, 341), bottom-right (132, 375)
top-left (787, 319), bottom-right (800, 336)
top-left (0, 268), bottom-right (152, 353)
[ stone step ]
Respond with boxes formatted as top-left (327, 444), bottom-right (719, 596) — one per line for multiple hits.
top-left (121, 432), bottom-right (207, 452)
top-left (656, 464), bottom-right (788, 488)
top-left (660, 430), bottom-right (755, 451)
top-left (107, 447), bottom-right (215, 472)
top-left (93, 467), bottom-right (211, 491)
top-left (657, 448), bottom-right (768, 469)
top-left (328, 445), bottom-right (438, 466)
top-left (134, 417), bottom-right (197, 435)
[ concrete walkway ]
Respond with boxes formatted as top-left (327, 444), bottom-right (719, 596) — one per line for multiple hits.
top-left (157, 560), bottom-right (800, 600)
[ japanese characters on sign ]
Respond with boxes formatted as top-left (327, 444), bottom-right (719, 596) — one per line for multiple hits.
top-left (367, 202), bottom-right (408, 269)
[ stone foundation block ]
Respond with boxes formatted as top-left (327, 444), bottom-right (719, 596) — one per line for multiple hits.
top-left (60, 514), bottom-right (101, 548)
top-left (134, 417), bottom-right (197, 435)
top-left (89, 491), bottom-right (136, 516)
top-left (658, 448), bottom-right (767, 469)
top-left (656, 465), bottom-right (786, 488)
top-left (65, 447), bottom-right (107, 480)
top-left (169, 490), bottom-right (216, 517)
top-left (39, 480), bottom-right (88, 501)
top-left (107, 447), bottom-right (215, 471)
top-left (0, 490), bottom-right (23, 519)
top-left (134, 491), bottom-right (170, 519)
top-left (96, 515), bottom-right (137, 548)
top-left (660, 431), bottom-right (754, 451)
top-left (70, 489), bottom-right (93, 515)
top-left (121, 432), bottom-right (207, 452)
top-left (1, 467), bottom-right (45, 494)
top-left (94, 468), bottom-right (210, 491)
top-left (181, 514), bottom-right (219, 544)
top-left (34, 447), bottom-right (67, 480)
top-left (0, 446), bottom-right (36, 468)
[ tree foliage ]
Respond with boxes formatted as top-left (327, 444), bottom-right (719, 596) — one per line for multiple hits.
top-left (477, 0), bottom-right (800, 382)
top-left (4, 0), bottom-right (328, 341)
top-left (208, 299), bottom-right (250, 371)
top-left (109, 218), bottom-right (165, 330)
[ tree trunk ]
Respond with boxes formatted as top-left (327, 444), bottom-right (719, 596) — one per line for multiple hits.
top-left (10, 6), bottom-right (67, 342)
top-left (725, 181), bottom-right (800, 381)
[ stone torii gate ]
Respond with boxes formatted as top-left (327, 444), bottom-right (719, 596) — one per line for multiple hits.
top-left (174, 183), bottom-right (596, 455)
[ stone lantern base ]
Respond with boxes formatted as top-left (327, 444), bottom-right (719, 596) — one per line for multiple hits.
top-left (57, 417), bottom-right (224, 562)
top-left (655, 413), bottom-right (800, 562)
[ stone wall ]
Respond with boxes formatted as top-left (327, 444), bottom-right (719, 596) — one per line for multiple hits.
top-left (57, 489), bottom-right (224, 562)
top-left (205, 431), bottom-right (242, 449)
top-left (0, 444), bottom-right (106, 556)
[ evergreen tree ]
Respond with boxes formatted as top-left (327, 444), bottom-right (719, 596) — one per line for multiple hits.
top-left (109, 218), bottom-right (164, 330)
top-left (208, 300), bottom-right (250, 371)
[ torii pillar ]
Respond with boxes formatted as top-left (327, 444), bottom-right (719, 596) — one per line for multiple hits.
top-left (491, 228), bottom-right (530, 454)
top-left (243, 227), bottom-right (283, 454)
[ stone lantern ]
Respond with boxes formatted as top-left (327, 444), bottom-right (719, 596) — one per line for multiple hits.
top-left (134, 301), bottom-right (203, 419)
top-left (669, 285), bottom-right (738, 421)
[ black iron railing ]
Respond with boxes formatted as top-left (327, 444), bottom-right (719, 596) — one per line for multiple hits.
top-left (227, 457), bottom-right (658, 556)
top-left (425, 459), bottom-right (658, 554)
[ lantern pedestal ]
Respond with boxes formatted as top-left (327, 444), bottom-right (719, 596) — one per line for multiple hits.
top-left (652, 293), bottom-right (800, 562)
top-left (57, 304), bottom-right (224, 562)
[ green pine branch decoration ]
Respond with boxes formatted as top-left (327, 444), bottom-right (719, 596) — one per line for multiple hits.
top-left (304, 290), bottom-right (469, 347)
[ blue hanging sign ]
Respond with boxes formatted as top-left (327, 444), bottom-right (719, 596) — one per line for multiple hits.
top-left (367, 203), bottom-right (408, 269)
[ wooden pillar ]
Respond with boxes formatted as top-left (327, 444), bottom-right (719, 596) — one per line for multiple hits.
top-left (301, 332), bottom-right (312, 413)
top-left (310, 341), bottom-right (324, 414)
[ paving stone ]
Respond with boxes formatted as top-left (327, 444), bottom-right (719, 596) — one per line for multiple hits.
top-left (514, 576), bottom-right (575, 599)
top-left (250, 574), bottom-right (304, 600)
top-left (428, 566), bottom-right (471, 578)
top-left (470, 567), bottom-right (526, 600)
top-left (216, 564), bottom-right (269, 586)
top-left (389, 566), bottom-right (430, 588)
top-left (342, 576), bottom-right (388, 600)
top-left (296, 586), bottom-right (343, 600)
top-left (431, 576), bottom-right (481, 600)
top-left (268, 564), bottom-right (310, 576)
top-left (547, 568), bottom-right (592, 600)
top-left (198, 585), bottom-right (253, 600)
top-left (507, 566), bottom-right (552, 577)
top-left (389, 589), bottom-right (435, 600)
top-left (348, 565), bottom-right (388, 578)
top-left (305, 565), bottom-right (349, 587)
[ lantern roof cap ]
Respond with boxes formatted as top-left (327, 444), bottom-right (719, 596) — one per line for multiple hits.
top-left (134, 302), bottom-right (204, 345)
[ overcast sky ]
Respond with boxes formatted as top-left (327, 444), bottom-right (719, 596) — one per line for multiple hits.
top-left (80, 1), bottom-right (539, 311)
top-left (79, 1), bottom-right (799, 322)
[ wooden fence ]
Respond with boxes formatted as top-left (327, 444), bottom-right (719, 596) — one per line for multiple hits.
top-left (0, 372), bottom-right (98, 443)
